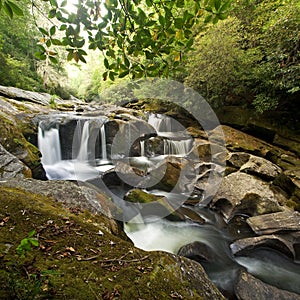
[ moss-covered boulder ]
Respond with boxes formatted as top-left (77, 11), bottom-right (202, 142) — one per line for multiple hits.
top-left (0, 179), bottom-right (224, 300)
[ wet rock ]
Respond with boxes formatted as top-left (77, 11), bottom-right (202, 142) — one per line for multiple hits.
top-left (234, 271), bottom-right (300, 300)
top-left (211, 172), bottom-right (284, 221)
top-left (246, 211), bottom-right (300, 235)
top-left (0, 178), bottom-right (115, 220)
top-left (177, 241), bottom-right (216, 263)
top-left (230, 234), bottom-right (298, 259)
top-left (0, 111), bottom-right (46, 179)
top-left (240, 155), bottom-right (281, 181)
top-left (0, 143), bottom-right (32, 179)
top-left (227, 152), bottom-right (250, 169)
top-left (0, 179), bottom-right (225, 300)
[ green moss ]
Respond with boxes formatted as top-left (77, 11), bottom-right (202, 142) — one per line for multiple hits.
top-left (125, 189), bottom-right (161, 203)
top-left (286, 196), bottom-right (300, 212)
top-left (0, 186), bottom-right (223, 299)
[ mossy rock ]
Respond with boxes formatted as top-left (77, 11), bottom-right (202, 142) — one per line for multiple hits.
top-left (0, 113), bottom-right (45, 179)
top-left (0, 183), bottom-right (224, 300)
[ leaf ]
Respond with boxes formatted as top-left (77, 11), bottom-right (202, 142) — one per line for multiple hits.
top-left (48, 8), bottom-right (56, 18)
top-left (51, 38), bottom-right (61, 45)
top-left (219, 0), bottom-right (231, 13)
top-left (29, 238), bottom-right (39, 247)
top-left (50, 26), bottom-right (56, 36)
top-left (60, 0), bottom-right (67, 7)
top-left (104, 57), bottom-right (109, 69)
top-left (67, 51), bottom-right (74, 61)
top-left (78, 54), bottom-right (87, 63)
top-left (49, 56), bottom-right (58, 64)
top-left (7, 1), bottom-right (23, 16)
top-left (3, 2), bottom-right (13, 18)
top-left (109, 71), bottom-right (115, 81)
top-left (28, 230), bottom-right (36, 238)
top-left (159, 15), bottom-right (165, 26)
top-left (145, 0), bottom-right (151, 7)
top-left (119, 70), bottom-right (129, 78)
top-left (49, 0), bottom-right (58, 7)
top-left (38, 27), bottom-right (49, 36)
top-left (215, 0), bottom-right (221, 11)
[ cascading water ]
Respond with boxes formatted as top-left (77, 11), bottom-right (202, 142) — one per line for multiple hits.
top-left (38, 125), bottom-right (62, 165)
top-left (76, 120), bottom-right (90, 161)
top-left (38, 112), bottom-right (300, 299)
top-left (163, 139), bottom-right (192, 155)
top-left (101, 124), bottom-right (108, 161)
top-left (38, 116), bottom-right (112, 180)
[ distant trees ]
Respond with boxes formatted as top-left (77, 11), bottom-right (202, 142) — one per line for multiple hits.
top-left (184, 0), bottom-right (300, 112)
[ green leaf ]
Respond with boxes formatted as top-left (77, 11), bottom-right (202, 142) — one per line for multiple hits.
top-left (104, 57), bottom-right (109, 69)
top-left (28, 230), bottom-right (36, 238)
top-left (38, 27), bottom-right (49, 36)
top-left (67, 51), bottom-right (74, 61)
top-left (48, 8), bottom-right (56, 18)
top-left (46, 39), bottom-right (51, 47)
top-left (50, 26), bottom-right (56, 36)
top-left (29, 238), bottom-right (39, 247)
top-left (219, 0), bottom-right (231, 13)
top-left (159, 15), bottom-right (165, 26)
top-left (60, 0), bottom-right (67, 7)
top-left (49, 0), bottom-right (58, 7)
top-left (174, 18), bottom-right (183, 29)
top-left (7, 1), bottom-right (23, 16)
top-left (119, 70), bottom-right (129, 78)
top-left (3, 2), bottom-right (13, 18)
top-left (145, 0), bottom-right (151, 7)
top-left (78, 54), bottom-right (86, 63)
top-left (215, 0), bottom-right (221, 11)
top-left (51, 38), bottom-right (61, 45)
top-left (109, 71), bottom-right (115, 81)
top-left (49, 56), bottom-right (58, 64)
top-left (176, 0), bottom-right (184, 8)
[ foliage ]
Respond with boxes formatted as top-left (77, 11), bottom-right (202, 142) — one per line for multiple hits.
top-left (16, 230), bottom-right (39, 257)
top-left (29, 0), bottom-right (232, 80)
top-left (184, 0), bottom-right (300, 112)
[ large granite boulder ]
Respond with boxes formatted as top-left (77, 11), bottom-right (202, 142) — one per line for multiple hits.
top-left (0, 179), bottom-right (224, 300)
top-left (234, 271), bottom-right (300, 300)
top-left (211, 172), bottom-right (284, 220)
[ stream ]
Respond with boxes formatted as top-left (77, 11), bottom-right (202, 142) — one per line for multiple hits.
top-left (38, 112), bottom-right (300, 298)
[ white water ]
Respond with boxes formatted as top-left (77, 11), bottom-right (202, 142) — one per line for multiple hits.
top-left (101, 124), bottom-right (108, 161)
top-left (38, 126), bottom-right (61, 165)
top-left (77, 120), bottom-right (90, 161)
top-left (163, 139), bottom-right (192, 155)
top-left (38, 119), bottom-right (112, 180)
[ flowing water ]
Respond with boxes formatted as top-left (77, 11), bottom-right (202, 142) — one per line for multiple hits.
top-left (38, 113), bottom-right (300, 298)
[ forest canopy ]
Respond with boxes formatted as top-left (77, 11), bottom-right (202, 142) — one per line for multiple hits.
top-left (0, 0), bottom-right (299, 112)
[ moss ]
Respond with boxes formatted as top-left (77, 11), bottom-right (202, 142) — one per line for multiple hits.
top-left (0, 186), bottom-right (223, 299)
top-left (0, 113), bottom-right (43, 176)
top-left (286, 196), bottom-right (300, 212)
top-left (125, 189), bottom-right (162, 204)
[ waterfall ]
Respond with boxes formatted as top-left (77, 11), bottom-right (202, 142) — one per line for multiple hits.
top-left (163, 139), bottom-right (192, 155)
top-left (38, 125), bottom-right (61, 165)
top-left (148, 113), bottom-right (173, 133)
top-left (140, 140), bottom-right (145, 157)
top-left (77, 120), bottom-right (90, 161)
top-left (100, 124), bottom-right (108, 161)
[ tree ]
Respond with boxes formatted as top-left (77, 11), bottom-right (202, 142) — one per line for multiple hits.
top-left (183, 0), bottom-right (300, 112)
top-left (26, 0), bottom-right (231, 80)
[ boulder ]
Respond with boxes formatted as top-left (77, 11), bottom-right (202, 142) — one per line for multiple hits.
top-left (246, 211), bottom-right (300, 235)
top-left (0, 179), bottom-right (225, 300)
top-left (177, 241), bottom-right (216, 263)
top-left (234, 271), bottom-right (300, 300)
top-left (240, 155), bottom-right (281, 181)
top-left (227, 152), bottom-right (250, 169)
top-left (211, 172), bottom-right (284, 220)
top-left (0, 143), bottom-right (32, 179)
top-left (230, 234), bottom-right (299, 259)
